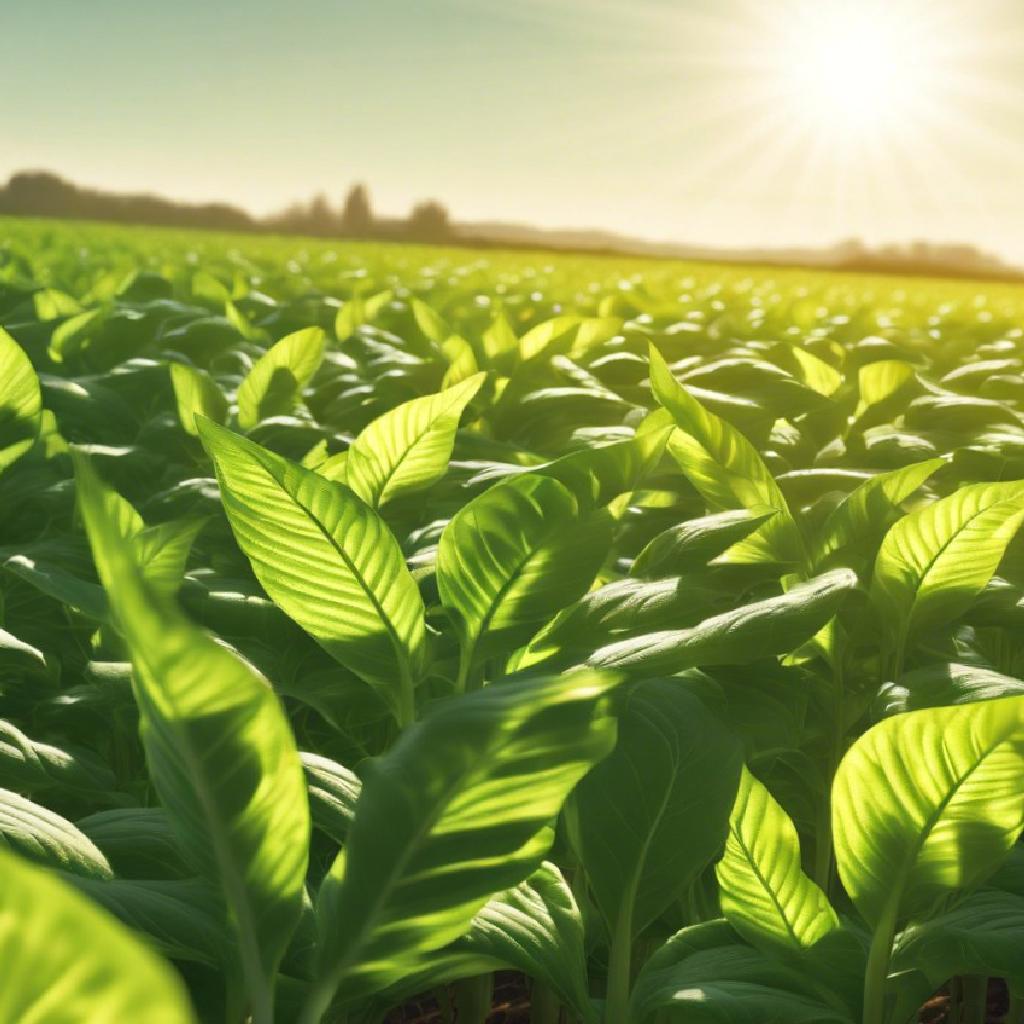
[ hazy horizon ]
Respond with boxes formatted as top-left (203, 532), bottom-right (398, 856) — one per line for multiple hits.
top-left (3, 0), bottom-right (1023, 261)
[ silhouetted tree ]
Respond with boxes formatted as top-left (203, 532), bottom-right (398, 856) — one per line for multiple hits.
top-left (340, 184), bottom-right (374, 237)
top-left (406, 200), bottom-right (452, 243)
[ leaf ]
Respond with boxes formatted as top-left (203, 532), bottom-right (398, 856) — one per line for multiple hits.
top-left (0, 787), bottom-right (113, 878)
top-left (437, 473), bottom-right (611, 686)
top-left (0, 326), bottom-right (42, 474)
top-left (854, 360), bottom-right (915, 419)
top-left (832, 696), bottom-right (1024, 930)
top-left (306, 669), bottom-right (620, 1013)
top-left (301, 752), bottom-right (361, 845)
top-left (570, 680), bottom-right (743, 938)
top-left (0, 848), bottom-right (196, 1023)
top-left (892, 889), bottom-right (1024, 993)
top-left (68, 875), bottom-right (227, 968)
top-left (518, 315), bottom-right (581, 361)
top-left (632, 508), bottom-right (777, 578)
top-left (0, 719), bottom-right (116, 795)
top-left (879, 662), bottom-right (1024, 715)
top-left (588, 568), bottom-right (857, 675)
top-left (870, 481), bottom-right (1024, 654)
top-left (481, 311), bottom-right (518, 363)
top-left (237, 326), bottom-right (326, 429)
top-left (169, 362), bottom-right (228, 436)
top-left (812, 458), bottom-right (944, 570)
top-left (647, 345), bottom-right (803, 566)
top-left (75, 454), bottom-right (310, 1019)
top-left (716, 767), bottom-right (838, 955)
top-left (343, 373), bottom-right (484, 507)
top-left (790, 346), bottom-right (842, 397)
top-left (411, 297), bottom-right (451, 345)
top-left (629, 920), bottom-right (853, 1024)
top-left (199, 420), bottom-right (426, 723)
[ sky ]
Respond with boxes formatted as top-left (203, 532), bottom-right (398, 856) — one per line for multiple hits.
top-left (2, 0), bottom-right (1024, 262)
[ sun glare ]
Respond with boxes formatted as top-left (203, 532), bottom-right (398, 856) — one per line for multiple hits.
top-left (773, 2), bottom-right (939, 143)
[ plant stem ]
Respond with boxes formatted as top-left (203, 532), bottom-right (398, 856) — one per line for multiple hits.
top-left (1007, 994), bottom-right (1024, 1024)
top-left (962, 976), bottom-right (988, 1024)
top-left (452, 974), bottom-right (493, 1024)
top-left (532, 982), bottom-right (563, 1024)
top-left (813, 659), bottom-right (845, 892)
top-left (397, 665), bottom-right (416, 729)
top-left (862, 900), bottom-right (899, 1024)
top-left (605, 902), bottom-right (635, 1024)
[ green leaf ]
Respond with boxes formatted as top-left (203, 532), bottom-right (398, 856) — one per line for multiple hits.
top-left (75, 454), bottom-right (310, 1021)
top-left (632, 508), bottom-right (777, 578)
top-left (481, 311), bottom-right (517, 363)
top-left (892, 889), bottom-right (1024, 993)
top-left (0, 719), bottom-right (116, 795)
top-left (302, 752), bottom-right (361, 845)
top-left (305, 669), bottom-right (620, 1014)
top-left (870, 481), bottom-right (1024, 655)
top-left (437, 473), bottom-right (611, 687)
top-left (237, 326), bottom-right (326, 430)
top-left (854, 360), bottom-right (915, 419)
top-left (343, 372), bottom-right (484, 507)
top-left (812, 458), bottom-right (943, 570)
top-left (588, 568), bottom-right (857, 675)
top-left (716, 767), bottom-right (838, 955)
top-left (411, 297), bottom-right (451, 345)
top-left (790, 346), bottom-right (842, 397)
top-left (199, 420), bottom-right (426, 723)
top-left (352, 863), bottom-right (596, 1023)
top-left (518, 315), bottom-right (581, 361)
top-left (880, 662), bottom-right (1024, 715)
top-left (0, 787), bottom-right (113, 878)
top-left (629, 920), bottom-right (853, 1024)
top-left (0, 326), bottom-right (42, 474)
top-left (0, 848), bottom-right (196, 1023)
top-left (832, 695), bottom-right (1024, 930)
top-left (570, 680), bottom-right (743, 938)
top-left (647, 345), bottom-right (803, 566)
top-left (68, 875), bottom-right (227, 968)
top-left (169, 362), bottom-right (228, 436)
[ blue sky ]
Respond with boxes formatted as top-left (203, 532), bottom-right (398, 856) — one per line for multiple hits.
top-left (3, 0), bottom-right (1023, 260)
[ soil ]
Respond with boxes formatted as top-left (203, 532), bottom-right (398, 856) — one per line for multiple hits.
top-left (385, 973), bottom-right (1011, 1023)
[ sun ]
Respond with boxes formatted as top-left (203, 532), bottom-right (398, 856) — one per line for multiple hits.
top-left (771, 1), bottom-right (940, 145)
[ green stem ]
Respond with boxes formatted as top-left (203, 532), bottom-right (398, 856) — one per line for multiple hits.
top-left (1007, 994), bottom-right (1024, 1024)
top-left (532, 982), bottom-right (563, 1024)
top-left (452, 974), bottom-right (493, 1024)
top-left (813, 659), bottom-right (845, 892)
top-left (862, 899), bottom-right (899, 1024)
top-left (454, 640), bottom-right (475, 694)
top-left (396, 664), bottom-right (416, 730)
top-left (605, 902), bottom-right (635, 1024)
top-left (962, 976), bottom-right (987, 1024)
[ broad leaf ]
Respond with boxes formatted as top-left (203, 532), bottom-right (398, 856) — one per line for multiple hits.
top-left (343, 372), bottom-right (484, 507)
top-left (199, 419), bottom-right (426, 723)
top-left (647, 345), bottom-right (803, 566)
top-left (870, 481), bottom-right (1024, 655)
top-left (237, 326), bottom-right (326, 429)
top-left (632, 508), bottom-right (776, 578)
top-left (716, 767), bottom-right (838, 955)
top-left (0, 326), bottom-right (42, 474)
top-left (812, 458), bottom-right (944, 569)
top-left (437, 473), bottom-right (611, 687)
top-left (306, 669), bottom-right (620, 1013)
top-left (588, 568), bottom-right (857, 675)
top-left (570, 680), bottom-right (742, 938)
top-left (76, 455), bottom-right (310, 1019)
top-left (832, 695), bottom-right (1024, 929)
top-left (169, 362), bottom-right (228, 436)
top-left (0, 849), bottom-right (195, 1023)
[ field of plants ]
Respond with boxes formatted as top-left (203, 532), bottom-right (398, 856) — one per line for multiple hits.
top-left (2, 216), bottom-right (1024, 1024)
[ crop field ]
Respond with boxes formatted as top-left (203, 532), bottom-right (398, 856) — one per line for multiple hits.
top-left (3, 216), bottom-right (1024, 1024)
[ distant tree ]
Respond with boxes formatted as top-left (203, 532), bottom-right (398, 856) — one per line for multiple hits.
top-left (339, 184), bottom-right (374, 237)
top-left (406, 200), bottom-right (452, 243)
